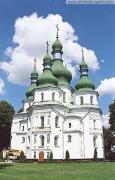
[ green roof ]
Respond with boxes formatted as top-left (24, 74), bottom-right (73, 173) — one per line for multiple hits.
top-left (75, 76), bottom-right (95, 91)
top-left (37, 51), bottom-right (58, 88)
top-left (52, 60), bottom-right (72, 85)
top-left (37, 69), bottom-right (58, 88)
top-left (26, 83), bottom-right (37, 99)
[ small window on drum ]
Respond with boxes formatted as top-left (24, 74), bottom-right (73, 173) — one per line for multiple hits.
top-left (41, 93), bottom-right (44, 101)
top-left (80, 96), bottom-right (83, 105)
top-left (90, 96), bottom-right (93, 105)
top-left (63, 92), bottom-right (66, 103)
top-left (52, 92), bottom-right (55, 101)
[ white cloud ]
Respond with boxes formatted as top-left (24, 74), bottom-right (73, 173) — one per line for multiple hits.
top-left (102, 114), bottom-right (109, 128)
top-left (97, 77), bottom-right (115, 96)
top-left (0, 13), bottom-right (100, 85)
top-left (0, 79), bottom-right (5, 94)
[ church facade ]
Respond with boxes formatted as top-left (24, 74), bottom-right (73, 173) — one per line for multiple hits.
top-left (11, 29), bottom-right (104, 160)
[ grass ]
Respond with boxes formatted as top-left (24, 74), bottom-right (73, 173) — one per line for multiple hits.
top-left (0, 162), bottom-right (115, 180)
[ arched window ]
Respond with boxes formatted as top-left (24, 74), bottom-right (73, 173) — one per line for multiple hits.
top-left (80, 96), bottom-right (83, 105)
top-left (93, 119), bottom-right (96, 129)
top-left (55, 116), bottom-right (59, 128)
top-left (69, 123), bottom-right (71, 128)
top-left (52, 92), bottom-right (55, 101)
top-left (90, 96), bottom-right (93, 105)
top-left (54, 136), bottom-right (58, 146)
top-left (41, 93), bottom-right (44, 101)
top-left (41, 135), bottom-right (44, 147)
top-left (68, 135), bottom-right (71, 142)
top-left (47, 134), bottom-right (50, 143)
top-left (34, 134), bottom-right (37, 144)
top-left (41, 116), bottom-right (44, 128)
top-left (22, 126), bottom-right (24, 131)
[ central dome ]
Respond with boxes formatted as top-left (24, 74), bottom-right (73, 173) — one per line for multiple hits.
top-left (52, 61), bottom-right (72, 85)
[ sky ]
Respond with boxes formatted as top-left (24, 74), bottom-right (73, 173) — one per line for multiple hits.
top-left (0, 0), bottom-right (115, 126)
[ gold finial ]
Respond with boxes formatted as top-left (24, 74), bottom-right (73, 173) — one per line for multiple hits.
top-left (46, 41), bottom-right (49, 53)
top-left (34, 58), bottom-right (37, 69)
top-left (81, 48), bottom-right (84, 61)
top-left (56, 24), bottom-right (59, 38)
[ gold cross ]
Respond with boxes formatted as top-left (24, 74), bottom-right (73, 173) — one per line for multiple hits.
top-left (34, 58), bottom-right (37, 69)
top-left (46, 41), bottom-right (49, 52)
top-left (56, 24), bottom-right (59, 38)
top-left (81, 48), bottom-right (84, 60)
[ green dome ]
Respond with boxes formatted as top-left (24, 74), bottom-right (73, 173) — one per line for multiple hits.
top-left (43, 53), bottom-right (52, 63)
top-left (37, 69), bottom-right (58, 88)
top-left (26, 61), bottom-right (38, 99)
top-left (31, 68), bottom-right (38, 78)
top-left (75, 76), bottom-right (95, 91)
top-left (37, 51), bottom-right (58, 88)
top-left (52, 60), bottom-right (72, 85)
top-left (80, 60), bottom-right (88, 69)
top-left (26, 83), bottom-right (37, 99)
top-left (52, 38), bottom-right (63, 52)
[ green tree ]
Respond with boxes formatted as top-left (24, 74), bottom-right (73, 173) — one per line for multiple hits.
top-left (49, 151), bottom-right (53, 161)
top-left (65, 150), bottom-right (70, 161)
top-left (109, 100), bottom-right (115, 134)
top-left (19, 151), bottom-right (25, 161)
top-left (108, 100), bottom-right (115, 159)
top-left (103, 127), bottom-right (112, 159)
top-left (0, 101), bottom-right (15, 150)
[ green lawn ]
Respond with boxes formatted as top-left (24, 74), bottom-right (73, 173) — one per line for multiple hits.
top-left (0, 162), bottom-right (115, 180)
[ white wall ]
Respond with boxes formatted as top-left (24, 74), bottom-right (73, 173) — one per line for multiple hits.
top-left (74, 91), bottom-right (98, 106)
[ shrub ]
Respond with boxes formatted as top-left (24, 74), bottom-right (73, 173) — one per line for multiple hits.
top-left (49, 151), bottom-right (53, 161)
top-left (94, 148), bottom-right (97, 160)
top-left (0, 151), bottom-right (3, 160)
top-left (65, 150), bottom-right (70, 161)
top-left (18, 151), bottom-right (25, 162)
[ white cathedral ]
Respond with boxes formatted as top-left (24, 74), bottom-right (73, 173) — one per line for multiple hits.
top-left (11, 28), bottom-right (104, 160)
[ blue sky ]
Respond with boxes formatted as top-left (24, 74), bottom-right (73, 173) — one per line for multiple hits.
top-left (0, 0), bottom-right (115, 123)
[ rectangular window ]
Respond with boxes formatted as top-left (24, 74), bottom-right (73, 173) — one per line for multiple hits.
top-left (55, 116), bottom-right (59, 128)
top-left (41, 116), bottom-right (44, 128)
top-left (68, 135), bottom-right (71, 142)
top-left (34, 134), bottom-right (37, 144)
top-left (54, 136), bottom-right (58, 146)
top-left (63, 92), bottom-right (66, 103)
top-left (52, 92), bottom-right (55, 101)
top-left (41, 93), bottom-right (44, 101)
top-left (90, 96), bottom-right (93, 105)
top-left (22, 126), bottom-right (24, 131)
top-left (93, 119), bottom-right (96, 129)
top-left (80, 96), bottom-right (83, 105)
top-left (47, 134), bottom-right (50, 143)
top-left (22, 137), bottom-right (25, 143)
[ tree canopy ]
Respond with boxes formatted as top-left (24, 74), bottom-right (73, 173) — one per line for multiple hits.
top-left (0, 101), bottom-right (15, 150)
top-left (109, 100), bottom-right (115, 134)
